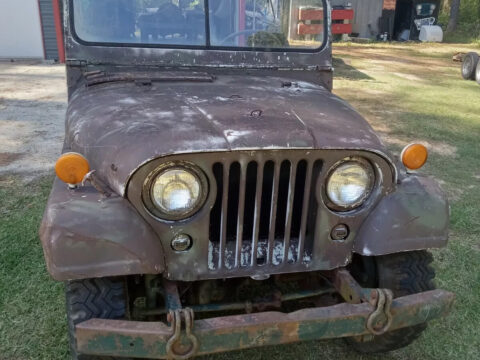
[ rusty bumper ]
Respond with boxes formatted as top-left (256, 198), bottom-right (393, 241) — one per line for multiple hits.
top-left (76, 289), bottom-right (454, 359)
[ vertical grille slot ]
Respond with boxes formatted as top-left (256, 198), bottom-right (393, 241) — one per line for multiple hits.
top-left (240, 161), bottom-right (258, 267)
top-left (209, 155), bottom-right (320, 271)
top-left (257, 161), bottom-right (275, 266)
top-left (287, 159), bottom-right (308, 263)
top-left (226, 162), bottom-right (241, 269)
top-left (274, 161), bottom-right (291, 242)
top-left (208, 163), bottom-right (223, 270)
top-left (302, 160), bottom-right (323, 263)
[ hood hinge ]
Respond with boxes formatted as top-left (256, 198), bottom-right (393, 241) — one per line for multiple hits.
top-left (66, 59), bottom-right (87, 67)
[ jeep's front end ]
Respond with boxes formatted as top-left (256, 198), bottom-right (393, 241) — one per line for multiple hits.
top-left (40, 1), bottom-right (453, 359)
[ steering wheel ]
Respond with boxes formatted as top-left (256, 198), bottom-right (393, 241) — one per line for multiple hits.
top-left (219, 29), bottom-right (259, 45)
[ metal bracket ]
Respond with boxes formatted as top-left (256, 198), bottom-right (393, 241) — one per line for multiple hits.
top-left (366, 288), bottom-right (393, 336)
top-left (329, 268), bottom-right (394, 337)
top-left (81, 170), bottom-right (112, 197)
top-left (330, 268), bottom-right (369, 304)
top-left (166, 308), bottom-right (199, 360)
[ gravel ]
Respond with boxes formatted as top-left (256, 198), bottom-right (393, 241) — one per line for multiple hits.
top-left (0, 61), bottom-right (66, 181)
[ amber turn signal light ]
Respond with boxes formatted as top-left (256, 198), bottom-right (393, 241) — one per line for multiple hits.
top-left (55, 152), bottom-right (90, 184)
top-left (401, 143), bottom-right (428, 170)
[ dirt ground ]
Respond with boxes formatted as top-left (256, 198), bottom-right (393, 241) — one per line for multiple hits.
top-left (0, 61), bottom-right (66, 180)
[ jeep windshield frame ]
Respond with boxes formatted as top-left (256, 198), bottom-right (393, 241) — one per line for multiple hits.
top-left (70, 0), bottom-right (328, 53)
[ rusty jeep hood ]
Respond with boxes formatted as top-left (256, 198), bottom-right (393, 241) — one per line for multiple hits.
top-left (66, 74), bottom-right (388, 195)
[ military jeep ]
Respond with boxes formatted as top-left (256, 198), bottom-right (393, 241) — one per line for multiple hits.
top-left (40, 0), bottom-right (454, 359)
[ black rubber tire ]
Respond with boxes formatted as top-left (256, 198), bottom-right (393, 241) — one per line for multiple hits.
top-left (476, 61), bottom-right (480, 85)
top-left (65, 277), bottom-right (129, 360)
top-left (346, 251), bottom-right (435, 353)
top-left (462, 52), bottom-right (479, 80)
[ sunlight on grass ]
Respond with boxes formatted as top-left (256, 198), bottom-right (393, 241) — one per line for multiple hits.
top-left (332, 42), bottom-right (480, 360)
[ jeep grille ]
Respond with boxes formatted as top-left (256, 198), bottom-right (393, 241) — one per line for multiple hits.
top-left (208, 157), bottom-right (322, 271)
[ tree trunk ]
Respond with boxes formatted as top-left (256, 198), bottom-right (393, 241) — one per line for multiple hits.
top-left (446, 0), bottom-right (461, 33)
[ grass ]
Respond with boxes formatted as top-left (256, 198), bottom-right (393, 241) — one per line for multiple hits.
top-left (0, 175), bottom-right (68, 359)
top-left (1, 42), bottom-right (480, 359)
top-left (438, 11), bottom-right (480, 45)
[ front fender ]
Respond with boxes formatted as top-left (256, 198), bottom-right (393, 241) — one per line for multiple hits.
top-left (40, 178), bottom-right (165, 281)
top-left (353, 174), bottom-right (449, 256)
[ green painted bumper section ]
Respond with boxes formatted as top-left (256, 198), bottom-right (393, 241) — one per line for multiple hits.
top-left (76, 289), bottom-right (454, 359)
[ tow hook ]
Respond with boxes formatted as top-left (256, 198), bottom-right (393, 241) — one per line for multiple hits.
top-left (366, 288), bottom-right (393, 335)
top-left (166, 308), bottom-right (199, 360)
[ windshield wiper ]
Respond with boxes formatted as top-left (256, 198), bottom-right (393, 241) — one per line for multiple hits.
top-left (84, 71), bottom-right (215, 87)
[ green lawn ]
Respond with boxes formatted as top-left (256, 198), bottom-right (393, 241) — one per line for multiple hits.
top-left (1, 42), bottom-right (480, 359)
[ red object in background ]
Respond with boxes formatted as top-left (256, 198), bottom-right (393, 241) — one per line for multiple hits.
top-left (331, 9), bottom-right (354, 34)
top-left (52, 0), bottom-right (65, 63)
top-left (331, 9), bottom-right (354, 21)
top-left (383, 0), bottom-right (397, 11)
top-left (297, 8), bottom-right (354, 36)
top-left (298, 8), bottom-right (324, 21)
top-left (332, 23), bottom-right (353, 34)
top-left (298, 24), bottom-right (324, 35)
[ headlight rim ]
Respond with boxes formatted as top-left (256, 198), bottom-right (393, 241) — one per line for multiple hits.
top-left (324, 157), bottom-right (376, 212)
top-left (142, 161), bottom-right (209, 221)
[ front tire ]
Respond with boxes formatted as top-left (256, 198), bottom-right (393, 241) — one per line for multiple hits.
top-left (65, 277), bottom-right (128, 360)
top-left (347, 251), bottom-right (435, 353)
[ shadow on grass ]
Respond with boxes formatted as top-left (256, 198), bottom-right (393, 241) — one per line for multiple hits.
top-left (333, 57), bottom-right (374, 81)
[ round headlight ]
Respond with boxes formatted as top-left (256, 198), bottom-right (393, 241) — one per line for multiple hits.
top-left (145, 163), bottom-right (208, 220)
top-left (326, 160), bottom-right (374, 211)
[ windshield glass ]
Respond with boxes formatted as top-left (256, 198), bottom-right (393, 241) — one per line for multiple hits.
top-left (72, 0), bottom-right (326, 50)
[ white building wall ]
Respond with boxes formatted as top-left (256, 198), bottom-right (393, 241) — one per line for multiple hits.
top-left (0, 0), bottom-right (44, 59)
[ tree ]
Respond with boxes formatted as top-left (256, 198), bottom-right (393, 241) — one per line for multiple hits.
top-left (446, 0), bottom-right (461, 32)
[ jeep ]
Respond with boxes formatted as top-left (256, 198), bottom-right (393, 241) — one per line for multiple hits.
top-left (40, 1), bottom-right (454, 359)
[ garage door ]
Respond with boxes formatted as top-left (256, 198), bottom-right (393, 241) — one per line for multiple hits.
top-left (39, 0), bottom-right (62, 61)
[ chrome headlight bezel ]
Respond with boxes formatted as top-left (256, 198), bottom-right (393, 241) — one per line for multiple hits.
top-left (142, 161), bottom-right (208, 221)
top-left (324, 157), bottom-right (376, 212)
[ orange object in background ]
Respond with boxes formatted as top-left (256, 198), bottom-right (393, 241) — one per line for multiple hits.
top-left (401, 144), bottom-right (428, 170)
top-left (55, 152), bottom-right (90, 184)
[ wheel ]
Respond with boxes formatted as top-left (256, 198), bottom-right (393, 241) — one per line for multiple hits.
top-left (65, 277), bottom-right (129, 360)
top-left (476, 61), bottom-right (480, 85)
top-left (462, 52), bottom-right (479, 80)
top-left (346, 251), bottom-right (435, 353)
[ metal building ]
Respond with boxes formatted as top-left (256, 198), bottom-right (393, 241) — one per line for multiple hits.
top-left (0, 0), bottom-right (63, 61)
top-left (331, 0), bottom-right (386, 38)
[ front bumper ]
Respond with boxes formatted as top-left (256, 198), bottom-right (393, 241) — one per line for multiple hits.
top-left (76, 289), bottom-right (454, 359)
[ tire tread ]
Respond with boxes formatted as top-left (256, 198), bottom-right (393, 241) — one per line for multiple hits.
top-left (347, 250), bottom-right (435, 353)
top-left (65, 277), bottom-right (127, 360)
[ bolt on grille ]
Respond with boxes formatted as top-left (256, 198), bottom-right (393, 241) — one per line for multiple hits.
top-left (209, 158), bottom-right (322, 270)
